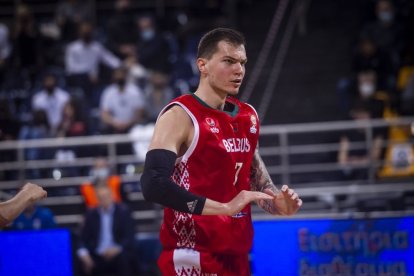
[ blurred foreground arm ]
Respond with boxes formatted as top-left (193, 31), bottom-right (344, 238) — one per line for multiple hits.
top-left (0, 183), bottom-right (47, 227)
top-left (250, 149), bottom-right (302, 215)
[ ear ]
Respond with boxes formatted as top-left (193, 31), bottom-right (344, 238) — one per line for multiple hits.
top-left (197, 58), bottom-right (208, 74)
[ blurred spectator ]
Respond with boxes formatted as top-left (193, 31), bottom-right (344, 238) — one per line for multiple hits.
top-left (100, 67), bottom-right (145, 134)
top-left (19, 109), bottom-right (50, 145)
top-left (56, 98), bottom-right (87, 137)
top-left (360, 0), bottom-right (404, 67)
top-left (352, 37), bottom-right (394, 89)
top-left (11, 203), bottom-right (56, 230)
top-left (55, 0), bottom-right (93, 43)
top-left (32, 73), bottom-right (70, 135)
top-left (400, 69), bottom-right (414, 115)
top-left (65, 22), bottom-right (121, 105)
top-left (106, 0), bottom-right (136, 59)
top-left (144, 71), bottom-right (174, 122)
top-left (0, 23), bottom-right (11, 87)
top-left (11, 4), bottom-right (41, 86)
top-left (136, 15), bottom-right (173, 74)
top-left (0, 99), bottom-right (20, 180)
top-left (124, 51), bottom-right (148, 88)
top-left (339, 70), bottom-right (386, 116)
top-left (337, 100), bottom-right (387, 180)
top-left (80, 157), bottom-right (122, 209)
top-left (0, 99), bottom-right (20, 141)
top-left (19, 110), bottom-right (51, 178)
top-left (77, 185), bottom-right (134, 276)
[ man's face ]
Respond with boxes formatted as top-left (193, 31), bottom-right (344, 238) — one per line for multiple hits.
top-left (43, 76), bottom-right (56, 93)
top-left (200, 41), bottom-right (247, 96)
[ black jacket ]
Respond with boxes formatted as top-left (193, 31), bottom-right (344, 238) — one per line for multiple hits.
top-left (80, 203), bottom-right (134, 255)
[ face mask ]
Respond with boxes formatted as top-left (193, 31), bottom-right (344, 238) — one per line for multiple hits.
top-left (116, 79), bottom-right (126, 87)
top-left (378, 11), bottom-right (394, 23)
top-left (359, 83), bottom-right (375, 97)
top-left (81, 34), bottom-right (92, 43)
top-left (141, 29), bottom-right (155, 41)
top-left (91, 168), bottom-right (110, 180)
top-left (45, 86), bottom-right (55, 94)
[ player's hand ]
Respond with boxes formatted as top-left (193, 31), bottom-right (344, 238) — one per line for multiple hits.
top-left (262, 185), bottom-right (302, 216)
top-left (80, 254), bottom-right (95, 274)
top-left (102, 247), bottom-right (121, 260)
top-left (224, 190), bottom-right (273, 216)
top-left (21, 183), bottom-right (47, 203)
top-left (112, 121), bottom-right (130, 132)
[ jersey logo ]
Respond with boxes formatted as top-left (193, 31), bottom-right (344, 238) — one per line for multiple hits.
top-left (187, 200), bottom-right (198, 213)
top-left (205, 117), bottom-right (219, 133)
top-left (250, 114), bottom-right (257, 134)
top-left (232, 211), bottom-right (247, 218)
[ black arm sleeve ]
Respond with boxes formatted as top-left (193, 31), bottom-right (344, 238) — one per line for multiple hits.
top-left (140, 149), bottom-right (206, 215)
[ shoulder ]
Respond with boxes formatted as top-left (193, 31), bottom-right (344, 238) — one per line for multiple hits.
top-left (126, 83), bottom-right (142, 94)
top-left (237, 99), bottom-right (259, 119)
top-left (66, 40), bottom-right (80, 50)
top-left (102, 84), bottom-right (117, 96)
top-left (32, 91), bottom-right (46, 103)
top-left (56, 88), bottom-right (70, 98)
top-left (159, 103), bottom-right (191, 122)
top-left (91, 41), bottom-right (103, 50)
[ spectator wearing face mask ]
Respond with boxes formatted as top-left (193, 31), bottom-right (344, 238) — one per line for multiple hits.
top-left (32, 73), bottom-right (70, 135)
top-left (80, 157), bottom-right (123, 209)
top-left (338, 70), bottom-right (387, 117)
top-left (360, 0), bottom-right (404, 69)
top-left (352, 36), bottom-right (394, 90)
top-left (65, 22), bottom-right (121, 106)
top-left (337, 100), bottom-right (387, 181)
top-left (353, 70), bottom-right (386, 118)
top-left (135, 15), bottom-right (173, 74)
top-left (100, 67), bottom-right (146, 134)
top-left (106, 0), bottom-right (136, 59)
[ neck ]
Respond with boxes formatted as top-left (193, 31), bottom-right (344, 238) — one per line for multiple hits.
top-left (194, 82), bottom-right (228, 110)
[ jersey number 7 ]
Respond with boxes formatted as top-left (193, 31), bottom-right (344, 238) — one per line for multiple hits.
top-left (233, 162), bottom-right (243, 185)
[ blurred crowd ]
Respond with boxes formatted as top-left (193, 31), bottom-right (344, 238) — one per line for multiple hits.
top-left (0, 0), bottom-right (238, 182)
top-left (0, 0), bottom-right (237, 142)
top-left (336, 0), bottom-right (414, 181)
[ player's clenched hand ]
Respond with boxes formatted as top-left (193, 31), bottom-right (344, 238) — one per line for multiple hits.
top-left (224, 190), bottom-right (273, 216)
top-left (80, 254), bottom-right (95, 274)
top-left (261, 185), bottom-right (302, 216)
top-left (21, 183), bottom-right (47, 203)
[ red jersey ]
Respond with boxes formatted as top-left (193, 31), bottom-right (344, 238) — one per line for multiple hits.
top-left (159, 94), bottom-right (260, 255)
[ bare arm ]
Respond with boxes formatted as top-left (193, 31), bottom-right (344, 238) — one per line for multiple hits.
top-left (371, 136), bottom-right (383, 161)
top-left (0, 183), bottom-right (47, 227)
top-left (338, 136), bottom-right (349, 165)
top-left (101, 109), bottom-right (115, 126)
top-left (146, 105), bottom-right (272, 216)
top-left (250, 148), bottom-right (302, 215)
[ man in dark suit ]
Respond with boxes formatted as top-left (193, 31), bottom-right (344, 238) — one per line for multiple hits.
top-left (78, 185), bottom-right (134, 276)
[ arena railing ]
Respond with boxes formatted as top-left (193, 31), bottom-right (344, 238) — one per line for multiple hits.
top-left (0, 117), bottom-right (414, 229)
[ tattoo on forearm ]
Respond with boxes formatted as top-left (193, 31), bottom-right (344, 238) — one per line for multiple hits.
top-left (250, 149), bottom-right (279, 214)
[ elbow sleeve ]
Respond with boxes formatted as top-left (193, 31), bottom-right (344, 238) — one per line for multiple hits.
top-left (140, 149), bottom-right (206, 215)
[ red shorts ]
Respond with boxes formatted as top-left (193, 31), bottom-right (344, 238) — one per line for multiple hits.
top-left (158, 248), bottom-right (250, 276)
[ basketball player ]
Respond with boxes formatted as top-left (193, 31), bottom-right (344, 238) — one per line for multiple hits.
top-left (0, 183), bottom-right (47, 227)
top-left (141, 28), bottom-right (302, 275)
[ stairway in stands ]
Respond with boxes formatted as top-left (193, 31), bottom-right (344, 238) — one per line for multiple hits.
top-left (240, 0), bottom-right (363, 125)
